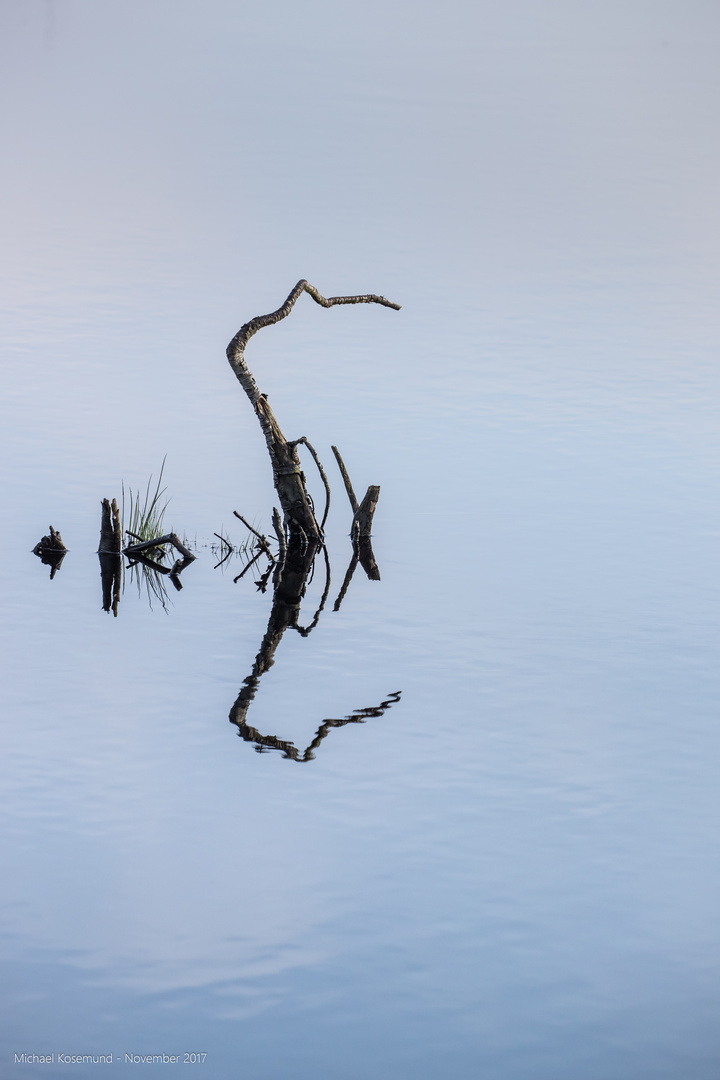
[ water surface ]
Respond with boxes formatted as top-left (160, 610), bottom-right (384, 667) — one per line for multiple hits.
top-left (2, 2), bottom-right (720, 1077)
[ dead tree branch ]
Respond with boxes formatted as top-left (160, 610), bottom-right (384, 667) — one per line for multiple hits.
top-left (123, 532), bottom-right (195, 561)
top-left (331, 445), bottom-right (359, 513)
top-left (226, 280), bottom-right (400, 543)
top-left (289, 437), bottom-right (331, 530)
top-left (232, 511), bottom-right (275, 559)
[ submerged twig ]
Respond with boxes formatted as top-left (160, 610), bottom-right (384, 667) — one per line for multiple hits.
top-left (233, 549), bottom-right (264, 584)
top-left (232, 511), bottom-right (275, 559)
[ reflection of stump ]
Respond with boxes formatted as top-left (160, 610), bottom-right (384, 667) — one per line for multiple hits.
top-left (98, 499), bottom-right (122, 615)
top-left (32, 526), bottom-right (68, 579)
top-left (99, 554), bottom-right (121, 616)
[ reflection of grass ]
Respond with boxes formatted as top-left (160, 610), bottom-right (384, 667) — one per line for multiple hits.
top-left (128, 556), bottom-right (172, 613)
top-left (122, 457), bottom-right (170, 552)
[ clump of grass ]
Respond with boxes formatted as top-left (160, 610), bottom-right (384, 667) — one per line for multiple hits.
top-left (122, 456), bottom-right (171, 552)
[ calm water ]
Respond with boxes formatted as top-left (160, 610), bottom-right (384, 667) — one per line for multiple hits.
top-left (2, 2), bottom-right (720, 1077)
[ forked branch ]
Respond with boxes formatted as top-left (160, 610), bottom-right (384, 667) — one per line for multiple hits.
top-left (227, 279), bottom-right (401, 361)
top-left (226, 280), bottom-right (400, 544)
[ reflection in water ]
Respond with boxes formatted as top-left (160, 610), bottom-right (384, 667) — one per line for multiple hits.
top-left (98, 498), bottom-right (122, 615)
top-left (224, 282), bottom-right (398, 758)
top-left (229, 524), bottom-right (399, 760)
top-left (95, 492), bottom-right (197, 615)
top-left (99, 554), bottom-right (122, 616)
top-left (123, 543), bottom-right (196, 613)
top-left (236, 690), bottom-right (402, 761)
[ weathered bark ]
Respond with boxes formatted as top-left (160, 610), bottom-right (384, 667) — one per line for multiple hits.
top-left (33, 525), bottom-right (67, 557)
top-left (332, 547), bottom-right (359, 611)
top-left (226, 280), bottom-right (399, 541)
top-left (98, 498), bottom-right (122, 553)
top-left (354, 485), bottom-right (380, 539)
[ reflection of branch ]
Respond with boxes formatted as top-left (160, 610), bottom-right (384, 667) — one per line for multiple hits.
top-left (229, 521), bottom-right (398, 760)
top-left (234, 691), bottom-right (402, 762)
top-left (233, 549), bottom-right (264, 583)
top-left (333, 547), bottom-right (358, 611)
top-left (229, 537), bottom-right (319, 730)
top-left (296, 545), bottom-right (331, 636)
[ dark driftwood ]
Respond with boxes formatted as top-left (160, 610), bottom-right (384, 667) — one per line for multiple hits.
top-left (98, 498), bottom-right (122, 554)
top-left (123, 532), bottom-right (195, 561)
top-left (33, 525), bottom-right (67, 557)
top-left (32, 526), bottom-right (67, 579)
top-left (226, 280), bottom-right (399, 542)
top-left (354, 485), bottom-right (380, 540)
